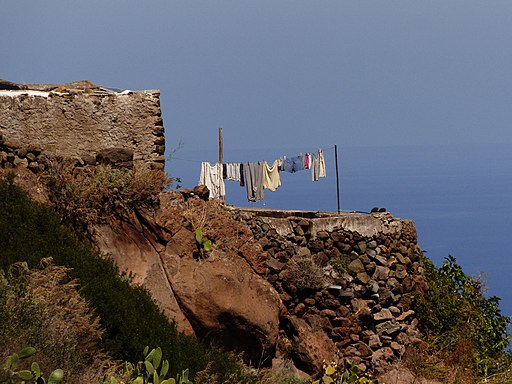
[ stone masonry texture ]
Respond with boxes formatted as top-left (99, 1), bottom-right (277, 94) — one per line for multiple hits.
top-left (0, 81), bottom-right (165, 170)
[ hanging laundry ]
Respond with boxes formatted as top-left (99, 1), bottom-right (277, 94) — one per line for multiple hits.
top-left (254, 162), bottom-right (265, 201)
top-left (282, 154), bottom-right (305, 173)
top-left (262, 160), bottom-right (281, 192)
top-left (199, 162), bottom-right (225, 199)
top-left (245, 162), bottom-right (265, 202)
top-left (304, 153), bottom-right (311, 169)
top-left (245, 163), bottom-right (256, 202)
top-left (318, 148), bottom-right (326, 178)
top-left (311, 152), bottom-right (320, 181)
top-left (311, 149), bottom-right (327, 181)
top-left (226, 163), bottom-right (240, 181)
top-left (239, 163), bottom-right (245, 187)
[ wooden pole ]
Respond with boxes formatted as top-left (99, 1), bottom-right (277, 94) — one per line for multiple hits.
top-left (335, 144), bottom-right (340, 213)
top-left (218, 127), bottom-right (224, 164)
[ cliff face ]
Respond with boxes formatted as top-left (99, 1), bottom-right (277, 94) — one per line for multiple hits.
top-left (88, 191), bottom-right (426, 375)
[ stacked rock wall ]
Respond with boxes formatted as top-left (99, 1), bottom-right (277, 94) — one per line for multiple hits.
top-left (0, 83), bottom-right (165, 170)
top-left (231, 208), bottom-right (426, 374)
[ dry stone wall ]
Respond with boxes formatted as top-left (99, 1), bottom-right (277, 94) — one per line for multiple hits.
top-left (231, 208), bottom-right (426, 374)
top-left (0, 81), bottom-right (165, 170)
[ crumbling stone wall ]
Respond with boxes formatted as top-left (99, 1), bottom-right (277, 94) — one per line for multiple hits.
top-left (231, 208), bottom-right (425, 374)
top-left (0, 81), bottom-right (165, 170)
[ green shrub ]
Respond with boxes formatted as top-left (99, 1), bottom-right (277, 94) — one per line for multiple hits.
top-left (1, 346), bottom-right (64, 384)
top-left (414, 255), bottom-right (510, 377)
top-left (312, 360), bottom-right (378, 384)
top-left (0, 176), bottom-right (247, 383)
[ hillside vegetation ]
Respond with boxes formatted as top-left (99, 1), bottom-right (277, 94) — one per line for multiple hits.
top-left (1, 167), bottom-right (511, 384)
top-left (0, 173), bottom-right (254, 384)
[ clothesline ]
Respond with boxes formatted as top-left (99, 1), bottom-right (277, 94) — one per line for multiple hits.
top-left (199, 148), bottom-right (328, 202)
top-left (170, 145), bottom-right (336, 165)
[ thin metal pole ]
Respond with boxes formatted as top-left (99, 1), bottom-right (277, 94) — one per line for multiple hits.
top-left (334, 144), bottom-right (340, 213)
top-left (218, 127), bottom-right (224, 164)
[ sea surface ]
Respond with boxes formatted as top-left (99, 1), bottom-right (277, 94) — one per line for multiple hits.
top-left (166, 143), bottom-right (512, 321)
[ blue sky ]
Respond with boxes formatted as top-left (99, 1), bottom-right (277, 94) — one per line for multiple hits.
top-left (3, 1), bottom-right (512, 155)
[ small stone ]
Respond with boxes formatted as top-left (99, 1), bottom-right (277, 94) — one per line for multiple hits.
top-left (368, 240), bottom-right (378, 249)
top-left (373, 266), bottom-right (390, 281)
top-left (357, 272), bottom-right (371, 284)
top-left (394, 252), bottom-right (407, 264)
top-left (267, 257), bottom-right (285, 271)
top-left (294, 303), bottom-right (306, 316)
top-left (389, 306), bottom-right (401, 315)
top-left (368, 280), bottom-right (380, 294)
top-left (13, 156), bottom-right (28, 167)
top-left (348, 259), bottom-right (365, 274)
top-left (304, 298), bottom-right (316, 306)
top-left (28, 162), bottom-right (39, 172)
top-left (376, 321), bottom-right (402, 335)
top-left (371, 347), bottom-right (395, 365)
top-left (368, 334), bottom-right (383, 349)
top-left (331, 232), bottom-right (344, 242)
top-left (320, 309), bottom-right (337, 318)
top-left (375, 255), bottom-right (388, 265)
top-left (366, 249), bottom-right (377, 258)
top-left (390, 341), bottom-right (401, 351)
top-left (357, 241), bottom-right (367, 253)
top-left (357, 341), bottom-right (372, 357)
top-left (374, 308), bottom-right (393, 321)
top-left (394, 264), bottom-right (408, 280)
top-left (352, 298), bottom-right (371, 317)
top-left (386, 278), bottom-right (401, 292)
top-left (15, 148), bottom-right (27, 157)
top-left (317, 230), bottom-right (330, 239)
top-left (396, 309), bottom-right (415, 322)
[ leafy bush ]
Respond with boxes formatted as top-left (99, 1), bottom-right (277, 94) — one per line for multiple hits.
top-left (414, 255), bottom-right (510, 377)
top-left (0, 176), bottom-right (249, 383)
top-left (1, 346), bottom-right (64, 384)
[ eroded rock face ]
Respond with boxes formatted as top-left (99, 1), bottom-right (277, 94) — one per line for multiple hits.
top-left (164, 252), bottom-right (281, 363)
top-left (89, 192), bottom-right (283, 363)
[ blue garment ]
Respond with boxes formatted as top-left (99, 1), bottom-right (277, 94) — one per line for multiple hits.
top-left (283, 155), bottom-right (305, 173)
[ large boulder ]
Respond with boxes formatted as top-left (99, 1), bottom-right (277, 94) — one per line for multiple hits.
top-left (285, 315), bottom-right (338, 373)
top-left (90, 215), bottom-right (194, 335)
top-left (163, 252), bottom-right (282, 364)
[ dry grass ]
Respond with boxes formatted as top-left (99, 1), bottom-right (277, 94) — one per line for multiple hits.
top-left (0, 260), bottom-right (118, 383)
top-left (44, 161), bottom-right (172, 227)
top-left (282, 254), bottom-right (329, 292)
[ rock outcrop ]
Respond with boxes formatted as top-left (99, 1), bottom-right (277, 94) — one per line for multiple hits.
top-left (85, 190), bottom-right (426, 375)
